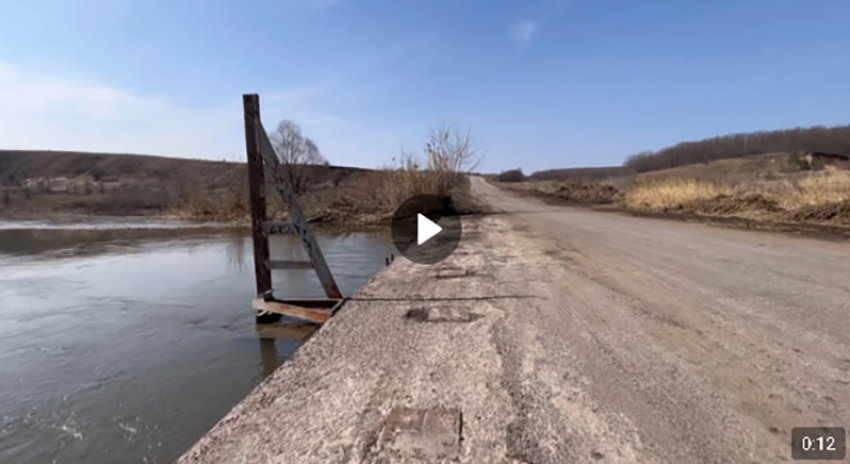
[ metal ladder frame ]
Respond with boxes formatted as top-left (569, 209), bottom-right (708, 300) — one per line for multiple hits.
top-left (243, 93), bottom-right (343, 324)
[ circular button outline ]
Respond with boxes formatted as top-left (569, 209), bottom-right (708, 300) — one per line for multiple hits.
top-left (391, 194), bottom-right (462, 265)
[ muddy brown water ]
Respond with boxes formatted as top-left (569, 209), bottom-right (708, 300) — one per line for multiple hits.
top-left (0, 218), bottom-right (393, 464)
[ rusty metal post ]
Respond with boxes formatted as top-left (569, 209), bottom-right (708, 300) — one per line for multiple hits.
top-left (243, 94), bottom-right (272, 298)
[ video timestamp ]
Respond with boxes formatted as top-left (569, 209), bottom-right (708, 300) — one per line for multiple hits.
top-left (791, 427), bottom-right (845, 460)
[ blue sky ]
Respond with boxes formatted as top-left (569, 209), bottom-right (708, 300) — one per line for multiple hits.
top-left (1, 0), bottom-right (848, 173)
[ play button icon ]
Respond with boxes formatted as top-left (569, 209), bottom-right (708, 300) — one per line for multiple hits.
top-left (417, 214), bottom-right (442, 245)
top-left (391, 194), bottom-right (462, 265)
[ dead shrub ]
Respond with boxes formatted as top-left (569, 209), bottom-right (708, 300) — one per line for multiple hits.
top-left (498, 169), bottom-right (525, 182)
top-left (356, 125), bottom-right (481, 214)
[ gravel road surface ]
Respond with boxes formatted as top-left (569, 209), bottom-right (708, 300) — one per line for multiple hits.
top-left (179, 177), bottom-right (850, 464)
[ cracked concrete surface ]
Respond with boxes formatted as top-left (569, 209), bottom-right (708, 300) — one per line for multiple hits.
top-left (178, 177), bottom-right (850, 464)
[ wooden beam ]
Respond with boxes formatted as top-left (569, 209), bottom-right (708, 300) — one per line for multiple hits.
top-left (255, 120), bottom-right (343, 299)
top-left (253, 298), bottom-right (332, 324)
top-left (264, 220), bottom-right (296, 235)
top-left (243, 94), bottom-right (272, 298)
top-left (269, 260), bottom-right (313, 270)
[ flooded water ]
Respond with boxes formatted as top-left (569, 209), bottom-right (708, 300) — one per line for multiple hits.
top-left (0, 218), bottom-right (393, 464)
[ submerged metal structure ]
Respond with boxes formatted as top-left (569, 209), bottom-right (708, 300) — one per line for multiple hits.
top-left (243, 93), bottom-right (343, 324)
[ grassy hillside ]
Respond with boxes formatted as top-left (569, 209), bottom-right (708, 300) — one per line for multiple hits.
top-left (501, 151), bottom-right (850, 231)
top-left (0, 150), bottom-right (233, 182)
top-left (625, 124), bottom-right (850, 173)
top-left (530, 166), bottom-right (630, 182)
top-left (500, 122), bottom-right (850, 233)
top-left (0, 150), bottom-right (368, 217)
top-left (0, 132), bottom-right (482, 225)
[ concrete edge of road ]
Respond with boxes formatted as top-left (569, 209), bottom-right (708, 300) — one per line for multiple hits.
top-left (177, 211), bottom-right (505, 464)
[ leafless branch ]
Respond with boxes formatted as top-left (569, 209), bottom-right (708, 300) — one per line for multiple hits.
top-left (269, 119), bottom-right (327, 194)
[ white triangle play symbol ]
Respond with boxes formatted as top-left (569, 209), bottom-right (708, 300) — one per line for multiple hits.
top-left (417, 214), bottom-right (442, 246)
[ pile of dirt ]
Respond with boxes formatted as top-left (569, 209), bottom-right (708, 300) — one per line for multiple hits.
top-left (680, 194), bottom-right (783, 216)
top-left (787, 200), bottom-right (850, 225)
top-left (554, 182), bottom-right (622, 204)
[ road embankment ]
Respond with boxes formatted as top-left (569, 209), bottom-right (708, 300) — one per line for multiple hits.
top-left (180, 178), bottom-right (850, 464)
top-left (178, 214), bottom-right (525, 464)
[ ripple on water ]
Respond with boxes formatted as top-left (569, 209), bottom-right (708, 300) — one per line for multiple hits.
top-left (0, 227), bottom-right (392, 464)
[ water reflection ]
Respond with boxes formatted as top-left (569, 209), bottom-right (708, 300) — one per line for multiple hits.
top-left (259, 338), bottom-right (279, 379)
top-left (256, 323), bottom-right (322, 379)
top-left (0, 220), bottom-right (391, 464)
top-left (225, 230), bottom-right (248, 271)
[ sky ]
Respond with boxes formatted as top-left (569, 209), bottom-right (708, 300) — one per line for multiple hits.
top-left (0, 0), bottom-right (848, 173)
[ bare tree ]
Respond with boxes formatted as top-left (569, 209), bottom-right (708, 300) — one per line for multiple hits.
top-left (269, 120), bottom-right (327, 194)
top-left (424, 124), bottom-right (481, 197)
top-left (304, 137), bottom-right (325, 165)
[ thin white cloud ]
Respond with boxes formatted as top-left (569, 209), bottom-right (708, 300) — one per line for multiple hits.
top-left (0, 63), bottom-right (339, 161)
top-left (511, 21), bottom-right (537, 43)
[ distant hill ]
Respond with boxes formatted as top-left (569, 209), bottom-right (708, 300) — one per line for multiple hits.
top-left (530, 166), bottom-right (630, 182)
top-left (527, 124), bottom-right (850, 182)
top-left (0, 150), bottom-right (366, 185)
top-left (624, 124), bottom-right (850, 173)
top-left (1, 150), bottom-right (222, 181)
top-left (0, 150), bottom-right (368, 215)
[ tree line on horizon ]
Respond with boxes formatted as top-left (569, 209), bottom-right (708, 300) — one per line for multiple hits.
top-left (624, 124), bottom-right (850, 173)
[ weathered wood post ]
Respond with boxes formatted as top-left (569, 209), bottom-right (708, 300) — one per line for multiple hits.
top-left (243, 93), bottom-right (344, 325)
top-left (244, 94), bottom-right (272, 299)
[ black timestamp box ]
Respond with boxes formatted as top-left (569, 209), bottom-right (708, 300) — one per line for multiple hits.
top-left (791, 427), bottom-right (846, 460)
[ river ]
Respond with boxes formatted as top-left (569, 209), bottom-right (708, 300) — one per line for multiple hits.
top-left (0, 218), bottom-right (393, 464)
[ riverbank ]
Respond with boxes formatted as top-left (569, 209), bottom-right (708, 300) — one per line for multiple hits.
top-left (1, 174), bottom-right (487, 233)
top-left (179, 213), bottom-right (512, 464)
top-left (0, 166), bottom-right (382, 228)
top-left (1, 129), bottom-right (485, 230)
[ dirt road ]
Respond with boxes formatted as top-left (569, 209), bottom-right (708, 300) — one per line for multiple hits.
top-left (180, 177), bottom-right (849, 464)
top-left (468, 176), bottom-right (849, 463)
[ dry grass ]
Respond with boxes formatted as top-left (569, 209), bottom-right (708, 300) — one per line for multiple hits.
top-left (360, 156), bottom-right (438, 212)
top-left (625, 171), bottom-right (850, 211)
top-left (166, 126), bottom-right (482, 226)
top-left (493, 151), bottom-right (850, 230)
top-left (625, 179), bottom-right (733, 210)
top-left (352, 126), bottom-right (481, 214)
top-left (778, 171), bottom-right (850, 208)
top-left (0, 149), bottom-right (372, 218)
top-left (507, 156), bottom-right (850, 229)
top-left (0, 126), bottom-right (481, 227)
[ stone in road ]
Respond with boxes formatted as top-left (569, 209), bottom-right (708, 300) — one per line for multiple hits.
top-left (179, 177), bottom-right (850, 464)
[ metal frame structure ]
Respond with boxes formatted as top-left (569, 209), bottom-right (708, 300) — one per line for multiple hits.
top-left (243, 93), bottom-right (343, 324)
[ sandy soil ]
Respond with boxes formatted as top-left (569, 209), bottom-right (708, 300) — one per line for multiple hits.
top-left (179, 177), bottom-right (850, 464)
